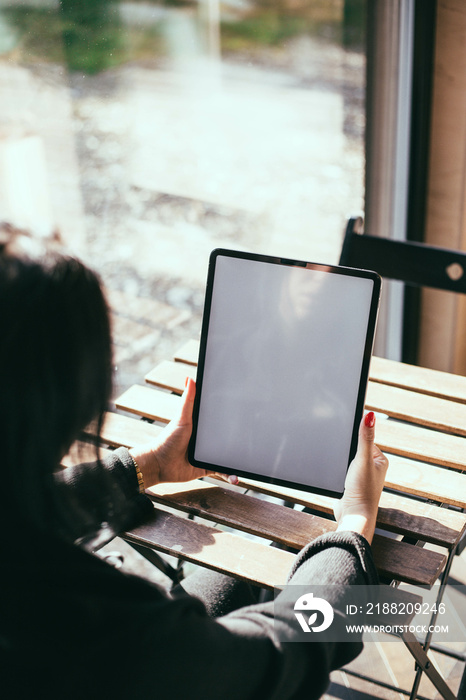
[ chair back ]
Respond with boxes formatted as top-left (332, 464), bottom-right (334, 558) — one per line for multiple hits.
top-left (339, 215), bottom-right (466, 294)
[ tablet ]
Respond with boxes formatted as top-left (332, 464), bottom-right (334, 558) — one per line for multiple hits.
top-left (188, 249), bottom-right (381, 497)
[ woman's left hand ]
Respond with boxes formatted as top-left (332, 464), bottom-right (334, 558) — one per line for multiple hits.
top-left (129, 378), bottom-right (237, 488)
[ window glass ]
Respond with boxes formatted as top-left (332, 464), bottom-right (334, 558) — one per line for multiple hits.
top-left (0, 0), bottom-right (366, 391)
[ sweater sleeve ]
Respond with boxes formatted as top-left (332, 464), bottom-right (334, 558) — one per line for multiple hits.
top-left (53, 449), bottom-right (378, 698)
top-left (37, 461), bottom-right (380, 700)
top-left (53, 447), bottom-right (153, 543)
top-left (109, 530), bottom-right (378, 700)
top-left (215, 531), bottom-right (379, 699)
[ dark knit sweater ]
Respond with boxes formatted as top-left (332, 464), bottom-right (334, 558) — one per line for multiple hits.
top-left (0, 448), bottom-right (378, 699)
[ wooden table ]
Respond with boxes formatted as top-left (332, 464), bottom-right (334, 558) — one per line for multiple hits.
top-left (84, 341), bottom-right (466, 700)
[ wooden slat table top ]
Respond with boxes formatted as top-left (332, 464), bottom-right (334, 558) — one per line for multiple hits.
top-left (146, 480), bottom-right (447, 586)
top-left (147, 359), bottom-right (466, 471)
top-left (86, 410), bottom-right (465, 549)
top-left (173, 339), bottom-right (199, 365)
top-left (146, 360), bottom-right (197, 392)
top-left (385, 455), bottom-right (466, 508)
top-left (127, 499), bottom-right (444, 589)
top-left (209, 478), bottom-right (466, 548)
top-left (375, 419), bottom-right (466, 472)
top-left (83, 411), bottom-right (163, 448)
top-left (366, 382), bottom-right (466, 437)
top-left (84, 339), bottom-right (466, 592)
top-left (114, 383), bottom-right (466, 509)
top-left (115, 385), bottom-right (179, 423)
top-left (83, 401), bottom-right (465, 549)
top-left (149, 355), bottom-right (466, 438)
top-left (144, 354), bottom-right (466, 483)
top-left (124, 507), bottom-right (295, 590)
top-left (128, 508), bottom-right (425, 625)
top-left (370, 355), bottom-right (466, 403)
top-left (173, 338), bottom-right (466, 405)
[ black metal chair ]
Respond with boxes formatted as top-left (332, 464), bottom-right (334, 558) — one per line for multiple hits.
top-left (340, 215), bottom-right (466, 696)
top-left (340, 214), bottom-right (466, 294)
top-left (339, 214), bottom-right (466, 555)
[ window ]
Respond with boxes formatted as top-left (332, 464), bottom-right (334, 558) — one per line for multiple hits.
top-left (0, 0), bottom-right (366, 390)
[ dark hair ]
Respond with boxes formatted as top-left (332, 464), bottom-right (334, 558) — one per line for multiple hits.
top-left (0, 226), bottom-right (113, 531)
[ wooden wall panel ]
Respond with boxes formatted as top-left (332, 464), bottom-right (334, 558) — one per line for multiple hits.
top-left (420, 0), bottom-right (466, 373)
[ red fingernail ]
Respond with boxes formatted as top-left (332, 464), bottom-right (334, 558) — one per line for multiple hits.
top-left (365, 411), bottom-right (375, 428)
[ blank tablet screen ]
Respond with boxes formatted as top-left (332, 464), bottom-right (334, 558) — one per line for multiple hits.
top-left (189, 249), bottom-right (380, 497)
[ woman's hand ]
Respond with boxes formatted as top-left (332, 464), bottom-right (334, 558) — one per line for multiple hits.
top-left (129, 378), bottom-right (238, 488)
top-left (333, 412), bottom-right (389, 544)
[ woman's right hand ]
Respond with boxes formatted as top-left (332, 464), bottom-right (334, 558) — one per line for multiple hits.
top-left (333, 412), bottom-right (389, 544)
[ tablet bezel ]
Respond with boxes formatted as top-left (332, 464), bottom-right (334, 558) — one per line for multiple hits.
top-left (188, 248), bottom-right (381, 497)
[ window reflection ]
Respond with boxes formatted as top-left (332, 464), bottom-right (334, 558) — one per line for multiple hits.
top-left (0, 0), bottom-right (366, 391)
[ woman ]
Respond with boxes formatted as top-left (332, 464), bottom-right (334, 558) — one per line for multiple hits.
top-left (0, 226), bottom-right (388, 699)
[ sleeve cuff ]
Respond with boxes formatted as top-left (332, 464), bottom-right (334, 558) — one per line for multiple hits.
top-left (288, 530), bottom-right (379, 586)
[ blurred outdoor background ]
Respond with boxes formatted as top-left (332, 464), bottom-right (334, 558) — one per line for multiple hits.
top-left (0, 0), bottom-right (366, 393)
